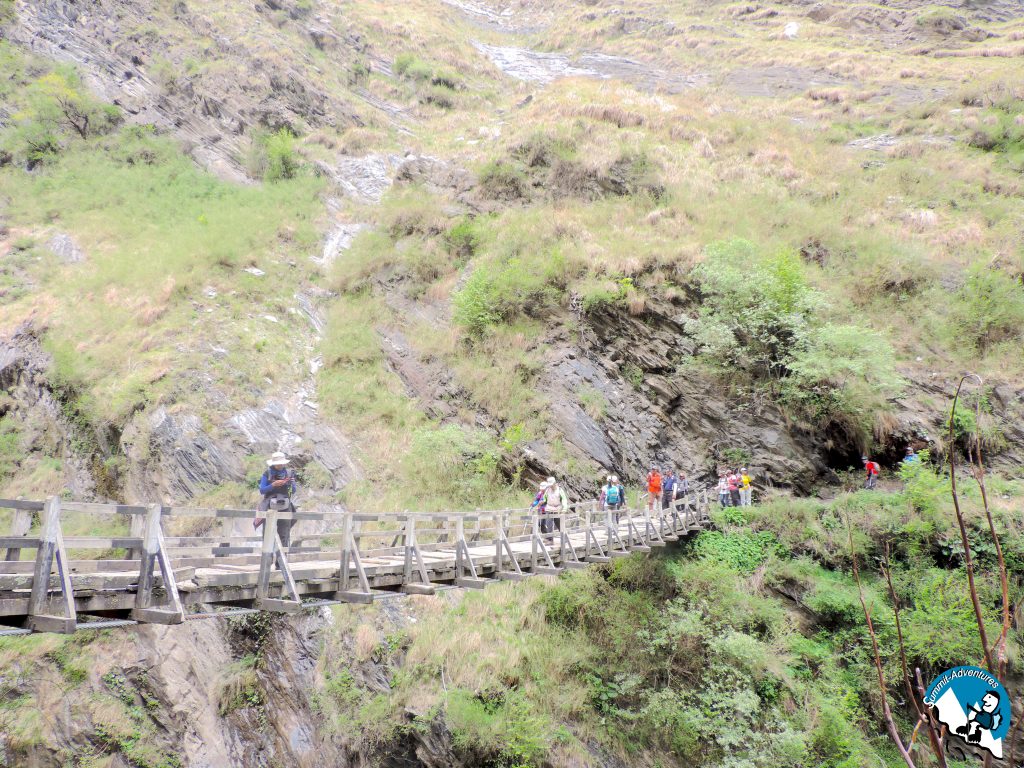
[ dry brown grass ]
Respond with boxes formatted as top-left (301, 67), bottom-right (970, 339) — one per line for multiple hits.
top-left (933, 45), bottom-right (1024, 58)
top-left (354, 621), bottom-right (380, 661)
top-left (574, 104), bottom-right (645, 128)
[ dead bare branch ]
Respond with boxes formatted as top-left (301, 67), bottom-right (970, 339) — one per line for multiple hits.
top-left (846, 513), bottom-right (917, 768)
top-left (947, 374), bottom-right (994, 672)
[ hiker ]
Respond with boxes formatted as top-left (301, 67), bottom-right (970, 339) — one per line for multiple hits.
top-left (542, 477), bottom-right (568, 542)
top-left (531, 479), bottom-right (550, 513)
top-left (740, 468), bottom-right (753, 507)
top-left (256, 451), bottom-right (298, 547)
top-left (903, 446), bottom-right (918, 464)
top-left (646, 465), bottom-right (662, 512)
top-left (677, 471), bottom-right (690, 509)
top-left (717, 473), bottom-right (729, 508)
top-left (612, 475), bottom-right (626, 524)
top-left (727, 470), bottom-right (741, 508)
top-left (662, 468), bottom-right (677, 511)
top-left (602, 475), bottom-right (623, 516)
top-left (600, 475), bottom-right (614, 511)
top-left (862, 456), bottom-right (880, 490)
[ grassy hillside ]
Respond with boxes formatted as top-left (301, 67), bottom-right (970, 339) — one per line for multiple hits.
top-left (312, 462), bottom-right (1023, 767)
top-left (1, 1), bottom-right (1023, 764)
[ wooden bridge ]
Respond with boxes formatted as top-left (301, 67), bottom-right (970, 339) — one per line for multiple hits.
top-left (0, 490), bottom-right (711, 635)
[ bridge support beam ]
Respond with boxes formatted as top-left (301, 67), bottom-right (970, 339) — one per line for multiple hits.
top-left (495, 511), bottom-right (527, 581)
top-left (25, 497), bottom-right (77, 634)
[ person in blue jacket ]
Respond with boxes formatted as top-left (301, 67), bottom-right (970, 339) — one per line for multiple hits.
top-left (256, 451), bottom-right (298, 547)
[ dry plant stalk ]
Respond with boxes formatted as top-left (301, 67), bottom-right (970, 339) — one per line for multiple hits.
top-left (845, 514), bottom-right (917, 768)
top-left (881, 544), bottom-right (948, 767)
top-left (946, 374), bottom-right (994, 672)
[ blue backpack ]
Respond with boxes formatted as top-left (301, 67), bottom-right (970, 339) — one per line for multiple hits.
top-left (606, 485), bottom-right (620, 505)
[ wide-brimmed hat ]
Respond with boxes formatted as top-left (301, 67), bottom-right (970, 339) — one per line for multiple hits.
top-left (267, 451), bottom-right (289, 467)
top-left (538, 480), bottom-right (551, 490)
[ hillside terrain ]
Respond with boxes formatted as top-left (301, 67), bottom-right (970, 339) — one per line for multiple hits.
top-left (0, 0), bottom-right (1023, 765)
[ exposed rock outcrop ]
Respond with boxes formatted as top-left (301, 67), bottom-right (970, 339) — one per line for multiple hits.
top-left (0, 324), bottom-right (97, 498)
top-left (10, 0), bottom-right (365, 180)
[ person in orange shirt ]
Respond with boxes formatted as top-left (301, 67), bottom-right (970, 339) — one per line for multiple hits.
top-left (646, 465), bottom-right (662, 512)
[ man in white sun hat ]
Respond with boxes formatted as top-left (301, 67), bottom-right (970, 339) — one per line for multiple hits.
top-left (255, 451), bottom-right (298, 547)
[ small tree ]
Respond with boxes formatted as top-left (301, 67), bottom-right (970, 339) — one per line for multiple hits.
top-left (6, 67), bottom-right (120, 164)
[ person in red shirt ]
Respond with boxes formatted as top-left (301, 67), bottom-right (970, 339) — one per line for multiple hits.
top-left (862, 456), bottom-right (880, 489)
top-left (727, 470), bottom-right (741, 507)
top-left (646, 465), bottom-right (662, 511)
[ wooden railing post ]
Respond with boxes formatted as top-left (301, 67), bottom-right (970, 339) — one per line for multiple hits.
top-left (255, 509), bottom-right (301, 613)
top-left (455, 515), bottom-right (488, 589)
top-left (25, 496), bottom-right (76, 634)
top-left (132, 504), bottom-right (183, 624)
top-left (4, 507), bottom-right (31, 562)
top-left (337, 511), bottom-right (373, 603)
top-left (401, 515), bottom-right (434, 595)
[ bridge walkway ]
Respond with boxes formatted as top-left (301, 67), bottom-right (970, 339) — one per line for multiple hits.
top-left (0, 490), bottom-right (711, 635)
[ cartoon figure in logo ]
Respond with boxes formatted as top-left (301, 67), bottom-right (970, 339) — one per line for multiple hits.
top-left (955, 690), bottom-right (1003, 745)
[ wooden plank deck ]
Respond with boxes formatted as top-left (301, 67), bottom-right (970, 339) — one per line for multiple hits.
top-left (0, 494), bottom-right (711, 633)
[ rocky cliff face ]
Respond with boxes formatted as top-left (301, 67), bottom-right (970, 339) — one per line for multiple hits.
top-left (8, 0), bottom-right (370, 181)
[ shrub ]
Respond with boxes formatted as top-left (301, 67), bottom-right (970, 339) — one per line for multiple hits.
top-left (393, 53), bottom-right (433, 82)
top-left (263, 128), bottom-right (300, 181)
top-left (444, 217), bottom-right (480, 262)
top-left (453, 248), bottom-right (570, 336)
top-left (946, 263), bottom-right (1024, 352)
top-left (692, 530), bottom-right (784, 574)
top-left (687, 239), bottom-right (820, 379)
top-left (423, 85), bottom-right (455, 110)
top-left (783, 323), bottom-right (903, 441)
top-left (901, 569), bottom-right (996, 670)
top-left (3, 65), bottom-right (121, 165)
top-left (478, 160), bottom-right (530, 201)
top-left (244, 127), bottom-right (301, 181)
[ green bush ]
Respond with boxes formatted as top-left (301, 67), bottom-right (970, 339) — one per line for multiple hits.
top-left (393, 53), bottom-right (433, 82)
top-left (447, 688), bottom-right (552, 767)
top-left (901, 568), bottom-right (996, 670)
top-left (2, 64), bottom-right (121, 165)
top-left (444, 217), bottom-right (480, 262)
top-left (453, 248), bottom-right (570, 336)
top-left (946, 263), bottom-right (1024, 352)
top-left (692, 530), bottom-right (784, 574)
top-left (783, 323), bottom-right (903, 440)
top-left (687, 239), bottom-right (819, 379)
top-left (264, 128), bottom-right (300, 182)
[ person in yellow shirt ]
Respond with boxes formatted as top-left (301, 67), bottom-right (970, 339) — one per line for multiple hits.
top-left (740, 468), bottom-right (753, 507)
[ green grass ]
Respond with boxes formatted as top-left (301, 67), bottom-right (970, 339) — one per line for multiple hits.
top-left (1, 125), bottom-right (324, 429)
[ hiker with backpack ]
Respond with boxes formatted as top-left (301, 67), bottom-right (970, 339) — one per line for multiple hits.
top-left (255, 451), bottom-right (298, 547)
top-left (612, 475), bottom-right (626, 523)
top-left (662, 468), bottom-right (678, 510)
top-left (646, 465), bottom-right (662, 512)
top-left (602, 475), bottom-right (622, 513)
top-left (862, 456), bottom-right (880, 490)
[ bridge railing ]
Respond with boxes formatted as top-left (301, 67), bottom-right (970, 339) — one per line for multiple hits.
top-left (0, 490), bottom-right (711, 634)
